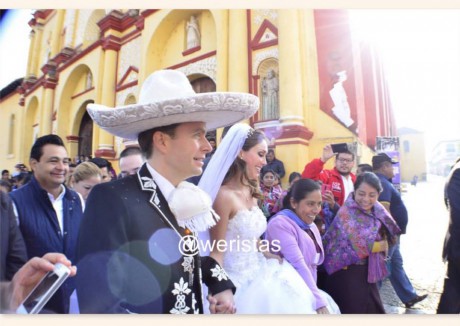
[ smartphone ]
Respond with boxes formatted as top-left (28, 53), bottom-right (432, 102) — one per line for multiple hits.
top-left (330, 143), bottom-right (349, 153)
top-left (16, 263), bottom-right (70, 314)
top-left (321, 183), bottom-right (332, 195)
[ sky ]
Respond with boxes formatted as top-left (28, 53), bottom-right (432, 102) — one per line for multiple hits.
top-left (349, 9), bottom-right (460, 153)
top-left (1, 9), bottom-right (459, 154)
top-left (0, 9), bottom-right (32, 89)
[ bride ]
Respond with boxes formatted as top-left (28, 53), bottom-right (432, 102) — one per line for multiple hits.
top-left (198, 124), bottom-right (338, 314)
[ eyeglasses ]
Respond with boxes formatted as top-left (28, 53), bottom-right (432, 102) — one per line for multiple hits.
top-left (337, 158), bottom-right (353, 164)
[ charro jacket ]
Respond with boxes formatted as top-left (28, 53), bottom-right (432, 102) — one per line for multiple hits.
top-left (76, 164), bottom-right (235, 314)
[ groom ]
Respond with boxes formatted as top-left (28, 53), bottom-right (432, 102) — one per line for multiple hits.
top-left (75, 70), bottom-right (259, 313)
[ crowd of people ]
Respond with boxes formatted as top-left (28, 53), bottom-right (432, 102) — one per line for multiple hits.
top-left (0, 69), bottom-right (458, 314)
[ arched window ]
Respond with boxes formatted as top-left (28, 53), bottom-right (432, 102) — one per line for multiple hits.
top-left (403, 140), bottom-right (410, 153)
top-left (258, 59), bottom-right (279, 121)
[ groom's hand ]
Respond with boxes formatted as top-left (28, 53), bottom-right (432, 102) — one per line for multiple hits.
top-left (207, 289), bottom-right (236, 314)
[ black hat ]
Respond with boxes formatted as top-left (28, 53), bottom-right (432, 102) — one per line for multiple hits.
top-left (372, 153), bottom-right (398, 168)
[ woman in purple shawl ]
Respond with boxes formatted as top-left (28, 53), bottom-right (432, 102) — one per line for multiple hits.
top-left (322, 172), bottom-right (400, 313)
top-left (266, 178), bottom-right (340, 314)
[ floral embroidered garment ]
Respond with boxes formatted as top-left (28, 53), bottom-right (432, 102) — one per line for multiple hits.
top-left (260, 184), bottom-right (284, 217)
top-left (322, 194), bottom-right (400, 281)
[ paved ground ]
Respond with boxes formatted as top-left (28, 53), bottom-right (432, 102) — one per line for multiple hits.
top-left (379, 174), bottom-right (449, 314)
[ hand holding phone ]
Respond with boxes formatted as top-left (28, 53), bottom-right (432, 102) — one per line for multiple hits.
top-left (330, 143), bottom-right (349, 153)
top-left (321, 184), bottom-right (335, 207)
top-left (321, 183), bottom-right (332, 196)
top-left (16, 262), bottom-right (71, 314)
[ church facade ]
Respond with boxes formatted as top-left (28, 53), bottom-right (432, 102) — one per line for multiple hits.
top-left (0, 9), bottom-right (395, 185)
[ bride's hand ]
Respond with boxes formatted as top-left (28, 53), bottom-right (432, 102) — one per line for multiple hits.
top-left (262, 251), bottom-right (283, 264)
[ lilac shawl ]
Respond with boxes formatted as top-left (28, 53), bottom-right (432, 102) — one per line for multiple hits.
top-left (266, 213), bottom-right (327, 309)
top-left (322, 194), bottom-right (400, 282)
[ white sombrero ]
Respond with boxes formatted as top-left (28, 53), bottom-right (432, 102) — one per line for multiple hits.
top-left (87, 69), bottom-right (260, 140)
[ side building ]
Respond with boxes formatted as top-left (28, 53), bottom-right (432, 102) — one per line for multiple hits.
top-left (429, 140), bottom-right (460, 177)
top-left (398, 127), bottom-right (427, 182)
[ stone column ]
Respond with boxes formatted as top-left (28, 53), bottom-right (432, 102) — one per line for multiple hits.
top-left (26, 29), bottom-right (36, 77)
top-left (94, 36), bottom-right (119, 159)
top-left (51, 10), bottom-right (66, 57)
top-left (228, 10), bottom-right (249, 93)
top-left (278, 9), bottom-right (304, 126)
top-left (215, 10), bottom-right (229, 92)
top-left (39, 63), bottom-right (58, 135)
top-left (30, 23), bottom-right (44, 78)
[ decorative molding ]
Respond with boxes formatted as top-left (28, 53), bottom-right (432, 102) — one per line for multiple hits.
top-left (22, 76), bottom-right (42, 95)
top-left (66, 135), bottom-right (81, 142)
top-left (117, 81), bottom-right (138, 92)
top-left (57, 40), bottom-right (101, 73)
top-left (177, 57), bottom-right (217, 83)
top-left (41, 61), bottom-right (58, 78)
top-left (28, 18), bottom-right (37, 27)
top-left (247, 10), bottom-right (253, 94)
top-left (251, 18), bottom-right (278, 50)
top-left (135, 16), bottom-right (145, 31)
top-left (43, 78), bottom-right (58, 90)
top-left (168, 52), bottom-right (217, 83)
top-left (182, 46), bottom-right (201, 57)
top-left (71, 87), bottom-right (94, 99)
top-left (118, 66), bottom-right (139, 88)
top-left (101, 35), bottom-right (121, 51)
top-left (98, 10), bottom-right (143, 34)
top-left (118, 37), bottom-right (141, 81)
top-left (97, 10), bottom-right (125, 33)
top-left (34, 10), bottom-right (54, 21)
top-left (116, 85), bottom-right (139, 107)
top-left (140, 10), bottom-right (158, 19)
top-left (95, 148), bottom-right (117, 158)
top-left (253, 48), bottom-right (279, 75)
top-left (256, 124), bottom-right (314, 141)
top-left (53, 47), bottom-right (76, 65)
top-left (274, 139), bottom-right (310, 146)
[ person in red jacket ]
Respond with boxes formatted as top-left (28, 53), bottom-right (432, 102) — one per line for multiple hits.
top-left (302, 144), bottom-right (356, 206)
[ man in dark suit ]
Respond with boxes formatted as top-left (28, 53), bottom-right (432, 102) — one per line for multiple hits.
top-left (76, 69), bottom-right (259, 313)
top-left (0, 191), bottom-right (27, 282)
top-left (437, 158), bottom-right (460, 313)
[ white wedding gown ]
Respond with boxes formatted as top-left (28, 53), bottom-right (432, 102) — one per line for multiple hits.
top-left (223, 206), bottom-right (339, 314)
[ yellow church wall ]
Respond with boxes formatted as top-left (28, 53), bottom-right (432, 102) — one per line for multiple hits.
top-left (214, 10), bottom-right (229, 92)
top-left (33, 12), bottom-right (60, 80)
top-left (143, 10), bottom-right (229, 87)
top-left (1, 9), bottom-right (393, 181)
top-left (0, 93), bottom-right (21, 171)
top-left (359, 142), bottom-right (376, 168)
top-left (250, 9), bottom-right (278, 40)
top-left (54, 47), bottom-right (104, 156)
top-left (160, 10), bottom-right (217, 69)
top-left (22, 96), bottom-right (40, 166)
top-left (399, 132), bottom-right (427, 182)
top-left (228, 10), bottom-right (249, 93)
